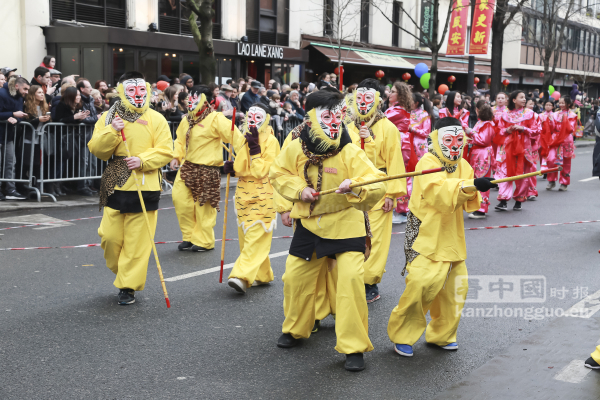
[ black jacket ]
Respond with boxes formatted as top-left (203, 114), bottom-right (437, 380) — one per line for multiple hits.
top-left (0, 78), bottom-right (25, 142)
top-left (53, 102), bottom-right (78, 124)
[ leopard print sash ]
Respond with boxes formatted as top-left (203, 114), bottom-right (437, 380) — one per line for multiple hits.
top-left (353, 110), bottom-right (385, 140)
top-left (99, 156), bottom-right (132, 211)
top-left (179, 162), bottom-right (221, 210)
top-left (403, 210), bottom-right (422, 275)
top-left (289, 122), bottom-right (306, 141)
top-left (105, 100), bottom-right (144, 125)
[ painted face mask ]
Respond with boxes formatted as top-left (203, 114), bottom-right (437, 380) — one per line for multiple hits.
top-left (187, 92), bottom-right (208, 116)
top-left (354, 87), bottom-right (379, 117)
top-left (247, 106), bottom-right (268, 130)
top-left (315, 102), bottom-right (346, 140)
top-left (438, 125), bottom-right (465, 161)
top-left (122, 78), bottom-right (148, 109)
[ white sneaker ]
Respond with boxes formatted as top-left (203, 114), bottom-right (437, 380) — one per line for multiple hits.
top-left (251, 280), bottom-right (270, 287)
top-left (228, 278), bottom-right (247, 293)
top-left (392, 211), bottom-right (407, 224)
top-left (468, 211), bottom-right (486, 219)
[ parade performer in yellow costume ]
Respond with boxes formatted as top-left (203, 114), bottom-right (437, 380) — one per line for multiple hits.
top-left (89, 71), bottom-right (173, 305)
top-left (275, 87), bottom-right (374, 332)
top-left (270, 89), bottom-right (387, 372)
top-left (387, 117), bottom-right (495, 358)
top-left (349, 78), bottom-right (406, 303)
top-left (224, 104), bottom-right (280, 293)
top-left (170, 85), bottom-right (240, 252)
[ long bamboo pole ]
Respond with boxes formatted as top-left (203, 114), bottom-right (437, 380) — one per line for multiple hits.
top-left (219, 108), bottom-right (236, 283)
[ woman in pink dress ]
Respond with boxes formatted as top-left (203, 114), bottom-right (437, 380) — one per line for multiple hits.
top-left (464, 101), bottom-right (495, 219)
top-left (545, 96), bottom-right (577, 191)
top-left (384, 81), bottom-right (413, 224)
top-left (494, 90), bottom-right (541, 211)
top-left (538, 99), bottom-right (556, 176)
top-left (491, 92), bottom-right (508, 173)
top-left (439, 91), bottom-right (469, 131)
top-left (525, 98), bottom-right (541, 200)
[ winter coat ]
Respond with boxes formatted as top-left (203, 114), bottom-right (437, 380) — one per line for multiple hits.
top-left (0, 78), bottom-right (25, 142)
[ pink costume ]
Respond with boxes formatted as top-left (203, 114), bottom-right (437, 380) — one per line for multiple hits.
top-left (547, 110), bottom-right (577, 186)
top-left (439, 107), bottom-right (470, 131)
top-left (491, 105), bottom-right (506, 171)
top-left (496, 108), bottom-right (541, 202)
top-left (464, 120), bottom-right (494, 213)
top-left (385, 105), bottom-right (412, 213)
top-left (526, 113), bottom-right (541, 198)
top-left (538, 111), bottom-right (555, 171)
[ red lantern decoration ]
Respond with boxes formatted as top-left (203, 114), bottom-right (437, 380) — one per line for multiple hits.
top-left (447, 75), bottom-right (456, 88)
top-left (334, 66), bottom-right (344, 75)
top-left (474, 77), bottom-right (480, 85)
top-left (375, 70), bottom-right (385, 80)
top-left (486, 78), bottom-right (492, 85)
top-left (402, 72), bottom-right (411, 82)
top-left (438, 84), bottom-right (449, 95)
top-left (540, 72), bottom-right (544, 78)
top-left (502, 79), bottom-right (510, 87)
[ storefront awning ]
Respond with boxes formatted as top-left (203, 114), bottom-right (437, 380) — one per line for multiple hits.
top-left (310, 43), bottom-right (509, 76)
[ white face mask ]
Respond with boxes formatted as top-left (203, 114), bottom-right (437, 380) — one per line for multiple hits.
top-left (315, 101), bottom-right (346, 140)
top-left (122, 78), bottom-right (148, 109)
top-left (247, 106), bottom-right (267, 130)
top-left (438, 125), bottom-right (465, 161)
top-left (355, 87), bottom-right (377, 116)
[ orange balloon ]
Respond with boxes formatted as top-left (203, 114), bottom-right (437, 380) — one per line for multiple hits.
top-left (438, 84), bottom-right (449, 95)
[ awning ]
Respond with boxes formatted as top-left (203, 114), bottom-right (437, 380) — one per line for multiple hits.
top-left (310, 43), bottom-right (509, 76)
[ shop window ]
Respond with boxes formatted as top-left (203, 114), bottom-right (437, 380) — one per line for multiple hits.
top-left (50, 0), bottom-right (126, 28)
top-left (219, 59), bottom-right (234, 85)
top-left (182, 54), bottom-right (200, 83)
top-left (60, 47), bottom-right (81, 78)
top-left (360, 0), bottom-right (370, 43)
top-left (324, 0), bottom-right (334, 36)
top-left (139, 51), bottom-right (159, 85)
top-left (392, 2), bottom-right (401, 47)
top-left (83, 47), bottom-right (103, 86)
top-left (158, 0), bottom-right (222, 39)
top-left (112, 48), bottom-right (135, 86)
top-left (246, 0), bottom-right (289, 46)
top-left (161, 53), bottom-right (181, 82)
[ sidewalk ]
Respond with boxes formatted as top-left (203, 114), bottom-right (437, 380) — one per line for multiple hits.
top-left (0, 175), bottom-right (238, 212)
top-left (575, 138), bottom-right (595, 147)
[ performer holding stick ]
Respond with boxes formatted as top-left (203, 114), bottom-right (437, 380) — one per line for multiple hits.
top-left (170, 86), bottom-right (240, 252)
top-left (225, 104), bottom-right (280, 293)
top-left (89, 71), bottom-right (173, 305)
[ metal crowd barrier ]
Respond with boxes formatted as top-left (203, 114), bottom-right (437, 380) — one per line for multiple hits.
top-left (0, 121), bottom-right (40, 200)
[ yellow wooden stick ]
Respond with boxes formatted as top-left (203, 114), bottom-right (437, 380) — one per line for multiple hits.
top-left (119, 125), bottom-right (170, 308)
top-left (490, 167), bottom-right (561, 184)
top-left (220, 107), bottom-right (237, 283)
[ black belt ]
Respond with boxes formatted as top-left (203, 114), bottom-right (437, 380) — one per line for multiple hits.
top-left (289, 220), bottom-right (366, 261)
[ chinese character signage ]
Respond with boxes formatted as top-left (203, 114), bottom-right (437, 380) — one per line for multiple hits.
top-left (446, 0), bottom-right (470, 55)
top-left (469, 0), bottom-right (495, 55)
top-left (420, 0), bottom-right (435, 46)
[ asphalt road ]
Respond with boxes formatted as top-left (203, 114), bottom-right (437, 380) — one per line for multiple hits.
top-left (1, 146), bottom-right (600, 399)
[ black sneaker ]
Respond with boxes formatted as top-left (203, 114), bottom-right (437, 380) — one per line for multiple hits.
top-left (312, 320), bottom-right (321, 333)
top-left (345, 353), bottom-right (365, 372)
top-left (178, 241), bottom-right (193, 251)
top-left (4, 190), bottom-right (25, 200)
top-left (365, 283), bottom-right (380, 303)
top-left (277, 333), bottom-right (298, 348)
top-left (585, 357), bottom-right (600, 370)
top-left (117, 289), bottom-right (135, 305)
top-left (495, 200), bottom-right (508, 211)
top-left (191, 245), bottom-right (213, 252)
top-left (513, 201), bottom-right (522, 211)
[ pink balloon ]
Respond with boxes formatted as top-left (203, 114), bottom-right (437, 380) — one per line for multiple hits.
top-left (551, 92), bottom-right (561, 100)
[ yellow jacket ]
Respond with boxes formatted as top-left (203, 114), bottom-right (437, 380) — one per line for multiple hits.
top-left (173, 112), bottom-right (240, 166)
top-left (274, 124), bottom-right (375, 213)
top-left (233, 125), bottom-right (280, 232)
top-left (88, 109), bottom-right (173, 192)
top-left (348, 118), bottom-right (406, 208)
top-left (269, 140), bottom-right (387, 239)
top-left (409, 153), bottom-right (481, 262)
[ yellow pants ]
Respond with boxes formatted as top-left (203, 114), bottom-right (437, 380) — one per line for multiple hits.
top-left (387, 255), bottom-right (467, 346)
top-left (363, 208), bottom-right (393, 285)
top-left (591, 346), bottom-right (600, 364)
top-left (282, 251), bottom-right (373, 354)
top-left (228, 224), bottom-right (274, 287)
top-left (98, 207), bottom-right (157, 291)
top-left (172, 174), bottom-right (217, 249)
top-left (315, 260), bottom-right (337, 320)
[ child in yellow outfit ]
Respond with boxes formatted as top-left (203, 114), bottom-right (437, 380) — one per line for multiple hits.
top-left (170, 85), bottom-right (241, 252)
top-left (270, 89), bottom-right (387, 372)
top-left (349, 78), bottom-right (406, 304)
top-left (387, 117), bottom-right (496, 358)
top-left (224, 104), bottom-right (280, 293)
top-left (88, 71), bottom-right (173, 305)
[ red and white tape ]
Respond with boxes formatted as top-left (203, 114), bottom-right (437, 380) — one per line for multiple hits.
top-left (1, 220), bottom-right (599, 252)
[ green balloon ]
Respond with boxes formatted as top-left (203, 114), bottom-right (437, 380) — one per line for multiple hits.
top-left (548, 85), bottom-right (555, 95)
top-left (420, 73), bottom-right (431, 89)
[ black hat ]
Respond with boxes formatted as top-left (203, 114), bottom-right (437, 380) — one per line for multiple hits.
top-left (157, 74), bottom-right (171, 83)
top-left (250, 80), bottom-right (262, 88)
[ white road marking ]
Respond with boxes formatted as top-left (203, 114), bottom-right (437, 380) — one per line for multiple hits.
top-left (0, 214), bottom-right (74, 230)
top-left (564, 289), bottom-right (600, 318)
top-left (579, 177), bottom-right (597, 182)
top-left (164, 251), bottom-right (289, 282)
top-left (553, 359), bottom-right (592, 383)
top-left (578, 151), bottom-right (591, 154)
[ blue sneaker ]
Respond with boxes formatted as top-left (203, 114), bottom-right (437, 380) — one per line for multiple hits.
top-left (365, 284), bottom-right (380, 303)
top-left (441, 342), bottom-right (458, 350)
top-left (394, 344), bottom-right (413, 357)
